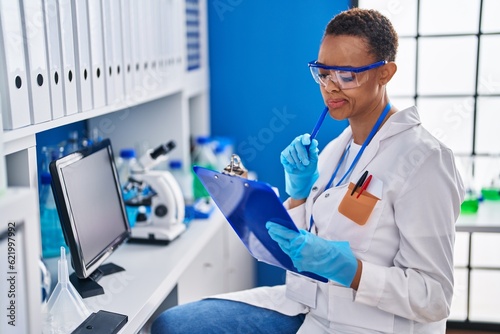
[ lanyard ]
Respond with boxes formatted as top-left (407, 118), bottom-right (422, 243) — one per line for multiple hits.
top-left (308, 102), bottom-right (392, 232)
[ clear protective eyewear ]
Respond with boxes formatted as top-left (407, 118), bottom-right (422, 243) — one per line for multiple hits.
top-left (308, 60), bottom-right (387, 90)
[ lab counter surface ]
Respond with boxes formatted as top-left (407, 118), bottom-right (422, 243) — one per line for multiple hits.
top-left (450, 201), bottom-right (500, 329)
top-left (456, 201), bottom-right (500, 232)
top-left (44, 210), bottom-right (230, 334)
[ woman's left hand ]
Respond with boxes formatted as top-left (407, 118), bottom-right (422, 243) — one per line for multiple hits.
top-left (266, 222), bottom-right (358, 287)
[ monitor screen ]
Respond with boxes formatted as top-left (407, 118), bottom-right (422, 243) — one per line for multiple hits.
top-left (50, 139), bottom-right (130, 280)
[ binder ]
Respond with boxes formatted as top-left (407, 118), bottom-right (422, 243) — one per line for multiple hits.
top-left (20, 0), bottom-right (52, 124)
top-left (173, 0), bottom-right (183, 71)
top-left (0, 0), bottom-right (31, 129)
top-left (193, 166), bottom-right (328, 283)
top-left (119, 0), bottom-right (133, 99)
top-left (57, 0), bottom-right (78, 115)
top-left (139, 0), bottom-right (154, 93)
top-left (43, 0), bottom-right (65, 120)
top-left (185, 0), bottom-right (200, 71)
top-left (166, 0), bottom-right (176, 74)
top-left (71, 0), bottom-right (93, 112)
top-left (86, 0), bottom-right (106, 109)
top-left (110, 0), bottom-right (124, 102)
top-left (158, 0), bottom-right (168, 81)
top-left (150, 0), bottom-right (162, 85)
top-left (101, 0), bottom-right (117, 104)
top-left (129, 0), bottom-right (143, 94)
top-left (102, 0), bottom-right (124, 104)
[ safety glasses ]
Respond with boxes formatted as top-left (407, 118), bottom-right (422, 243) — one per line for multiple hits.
top-left (308, 60), bottom-right (387, 90)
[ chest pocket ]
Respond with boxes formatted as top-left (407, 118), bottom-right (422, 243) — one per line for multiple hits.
top-left (312, 183), bottom-right (386, 253)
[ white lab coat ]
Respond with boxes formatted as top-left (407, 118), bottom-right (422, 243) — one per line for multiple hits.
top-left (211, 106), bottom-right (465, 333)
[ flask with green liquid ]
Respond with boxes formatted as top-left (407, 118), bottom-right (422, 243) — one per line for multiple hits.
top-left (481, 173), bottom-right (500, 201)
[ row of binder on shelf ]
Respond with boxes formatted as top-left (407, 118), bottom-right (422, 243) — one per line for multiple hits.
top-left (0, 0), bottom-right (187, 131)
top-left (186, 0), bottom-right (200, 71)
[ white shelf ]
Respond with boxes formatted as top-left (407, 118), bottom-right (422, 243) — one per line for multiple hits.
top-left (3, 82), bottom-right (184, 154)
top-left (185, 67), bottom-right (209, 98)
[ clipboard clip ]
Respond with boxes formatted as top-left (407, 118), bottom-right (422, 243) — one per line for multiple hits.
top-left (222, 154), bottom-right (248, 178)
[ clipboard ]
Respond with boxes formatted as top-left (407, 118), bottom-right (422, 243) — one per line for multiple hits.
top-left (193, 166), bottom-right (327, 283)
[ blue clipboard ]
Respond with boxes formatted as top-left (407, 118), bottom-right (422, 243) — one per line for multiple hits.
top-left (193, 166), bottom-right (328, 283)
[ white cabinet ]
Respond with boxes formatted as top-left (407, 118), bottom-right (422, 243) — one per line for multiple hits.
top-left (177, 221), bottom-right (257, 305)
top-left (0, 188), bottom-right (41, 334)
top-left (222, 222), bottom-right (256, 293)
top-left (178, 224), bottom-right (226, 304)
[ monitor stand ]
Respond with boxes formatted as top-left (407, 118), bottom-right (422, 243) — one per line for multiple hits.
top-left (70, 263), bottom-right (125, 298)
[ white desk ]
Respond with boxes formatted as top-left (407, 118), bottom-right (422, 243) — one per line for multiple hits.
top-left (95, 215), bottom-right (224, 333)
top-left (44, 210), bottom-right (255, 334)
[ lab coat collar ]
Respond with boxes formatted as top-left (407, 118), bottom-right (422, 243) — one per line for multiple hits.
top-left (381, 105), bottom-right (421, 139)
top-left (317, 106), bottom-right (421, 188)
top-left (345, 106), bottom-right (421, 178)
top-left (334, 105), bottom-right (420, 147)
top-left (316, 126), bottom-right (353, 190)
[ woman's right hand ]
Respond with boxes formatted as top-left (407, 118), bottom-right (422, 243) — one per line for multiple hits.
top-left (280, 134), bottom-right (319, 199)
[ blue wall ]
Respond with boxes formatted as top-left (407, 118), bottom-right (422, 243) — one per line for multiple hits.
top-left (208, 0), bottom-right (351, 286)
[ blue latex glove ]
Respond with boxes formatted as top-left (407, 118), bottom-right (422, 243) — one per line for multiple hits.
top-left (266, 222), bottom-right (358, 287)
top-left (280, 134), bottom-right (319, 199)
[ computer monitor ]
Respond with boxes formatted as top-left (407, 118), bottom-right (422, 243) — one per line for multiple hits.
top-left (50, 138), bottom-right (130, 298)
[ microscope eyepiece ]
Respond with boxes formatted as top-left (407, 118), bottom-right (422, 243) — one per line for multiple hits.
top-left (150, 141), bottom-right (176, 160)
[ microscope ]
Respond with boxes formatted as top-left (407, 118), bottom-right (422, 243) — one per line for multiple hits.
top-left (125, 141), bottom-right (186, 243)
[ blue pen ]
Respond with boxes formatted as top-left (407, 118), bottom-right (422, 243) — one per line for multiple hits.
top-left (310, 106), bottom-right (329, 141)
top-left (306, 106), bottom-right (329, 233)
top-left (305, 106), bottom-right (329, 155)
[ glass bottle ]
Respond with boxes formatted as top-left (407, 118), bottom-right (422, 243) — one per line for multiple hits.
top-left (115, 148), bottom-right (139, 226)
top-left (480, 156), bottom-right (500, 201)
top-left (169, 159), bottom-right (195, 222)
top-left (39, 172), bottom-right (68, 258)
top-left (458, 156), bottom-right (480, 214)
top-left (191, 136), bottom-right (217, 200)
top-left (64, 131), bottom-right (80, 155)
top-left (115, 148), bottom-right (138, 187)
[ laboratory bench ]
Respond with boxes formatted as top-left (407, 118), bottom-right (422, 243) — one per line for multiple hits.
top-left (448, 201), bottom-right (500, 332)
top-left (44, 210), bottom-right (255, 334)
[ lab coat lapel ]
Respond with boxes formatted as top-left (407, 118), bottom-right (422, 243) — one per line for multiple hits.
top-left (354, 106), bottom-right (422, 174)
top-left (308, 128), bottom-right (354, 229)
top-left (324, 127), bottom-right (353, 167)
top-left (316, 127), bottom-right (353, 189)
